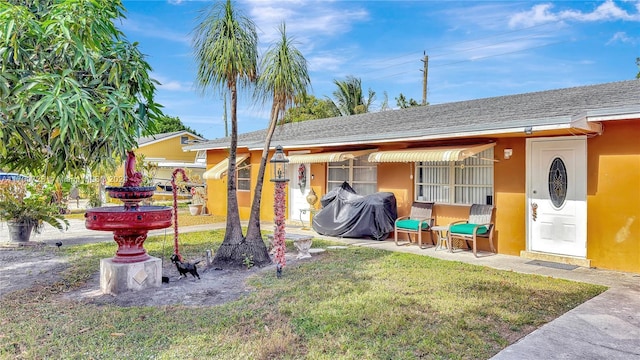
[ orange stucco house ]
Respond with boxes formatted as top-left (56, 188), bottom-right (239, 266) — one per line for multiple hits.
top-left (185, 80), bottom-right (640, 274)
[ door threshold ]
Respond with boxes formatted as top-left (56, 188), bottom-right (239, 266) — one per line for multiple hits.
top-left (520, 251), bottom-right (591, 268)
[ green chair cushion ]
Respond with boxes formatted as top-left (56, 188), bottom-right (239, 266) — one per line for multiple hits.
top-left (450, 223), bottom-right (488, 235)
top-left (396, 219), bottom-right (430, 231)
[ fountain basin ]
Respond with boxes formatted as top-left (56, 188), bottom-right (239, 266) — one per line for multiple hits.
top-left (106, 186), bottom-right (156, 201)
top-left (85, 206), bottom-right (172, 263)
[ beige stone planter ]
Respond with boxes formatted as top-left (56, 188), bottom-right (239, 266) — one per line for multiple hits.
top-left (189, 204), bottom-right (203, 216)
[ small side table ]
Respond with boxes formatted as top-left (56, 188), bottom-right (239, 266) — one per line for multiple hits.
top-left (431, 225), bottom-right (449, 251)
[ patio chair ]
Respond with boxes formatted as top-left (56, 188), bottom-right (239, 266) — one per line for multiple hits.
top-left (394, 202), bottom-right (435, 248)
top-left (447, 204), bottom-right (495, 257)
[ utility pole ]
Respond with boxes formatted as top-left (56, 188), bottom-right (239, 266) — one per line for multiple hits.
top-left (421, 51), bottom-right (428, 105)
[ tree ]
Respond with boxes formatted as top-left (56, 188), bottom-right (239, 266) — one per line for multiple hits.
top-left (379, 91), bottom-right (391, 111)
top-left (636, 57), bottom-right (639, 79)
top-left (152, 115), bottom-right (202, 137)
top-left (280, 95), bottom-right (338, 124)
top-left (192, 0), bottom-right (260, 268)
top-left (395, 93), bottom-right (425, 108)
top-left (329, 76), bottom-right (375, 115)
top-left (245, 22), bottom-right (310, 245)
top-left (0, 0), bottom-right (162, 177)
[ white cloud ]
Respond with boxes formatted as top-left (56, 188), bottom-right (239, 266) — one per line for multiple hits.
top-left (607, 31), bottom-right (637, 44)
top-left (246, 1), bottom-right (369, 44)
top-left (158, 80), bottom-right (191, 91)
top-left (440, 3), bottom-right (525, 31)
top-left (509, 4), bottom-right (558, 28)
top-left (307, 54), bottom-right (347, 72)
top-left (563, 0), bottom-right (640, 21)
top-left (152, 73), bottom-right (193, 92)
top-left (509, 0), bottom-right (640, 28)
top-left (427, 30), bottom-right (558, 67)
top-left (167, 0), bottom-right (184, 4)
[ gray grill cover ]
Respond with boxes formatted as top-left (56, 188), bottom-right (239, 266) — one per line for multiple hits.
top-left (312, 182), bottom-right (397, 240)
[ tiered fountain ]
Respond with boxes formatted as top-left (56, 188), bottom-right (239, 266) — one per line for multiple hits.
top-left (85, 151), bottom-right (172, 294)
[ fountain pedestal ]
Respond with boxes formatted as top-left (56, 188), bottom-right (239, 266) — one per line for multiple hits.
top-left (100, 257), bottom-right (162, 295)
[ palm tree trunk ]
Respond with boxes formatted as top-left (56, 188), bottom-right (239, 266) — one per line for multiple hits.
top-left (212, 82), bottom-right (247, 268)
top-left (224, 82), bottom-right (243, 239)
top-left (245, 102), bottom-right (279, 242)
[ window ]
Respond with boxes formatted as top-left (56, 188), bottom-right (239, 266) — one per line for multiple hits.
top-left (180, 136), bottom-right (188, 144)
top-left (415, 148), bottom-right (494, 205)
top-left (237, 160), bottom-right (251, 191)
top-left (327, 155), bottom-right (377, 195)
top-left (548, 157), bottom-right (567, 208)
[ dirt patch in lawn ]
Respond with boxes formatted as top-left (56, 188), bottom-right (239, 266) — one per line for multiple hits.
top-left (0, 243), bottom-right (303, 307)
top-left (0, 245), bottom-right (69, 297)
top-left (65, 258), bottom-right (285, 307)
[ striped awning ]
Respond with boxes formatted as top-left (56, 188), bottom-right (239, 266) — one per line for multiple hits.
top-left (368, 143), bottom-right (495, 163)
top-left (287, 149), bottom-right (376, 164)
top-left (202, 154), bottom-right (249, 180)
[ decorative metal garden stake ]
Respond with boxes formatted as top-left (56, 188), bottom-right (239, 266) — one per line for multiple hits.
top-left (171, 168), bottom-right (189, 261)
top-left (270, 145), bottom-right (289, 278)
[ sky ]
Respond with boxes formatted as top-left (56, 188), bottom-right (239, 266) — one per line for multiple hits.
top-left (120, 0), bottom-right (640, 140)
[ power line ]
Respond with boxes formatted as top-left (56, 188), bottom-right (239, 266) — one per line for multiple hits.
top-left (367, 39), bottom-right (568, 81)
top-left (358, 29), bottom-right (557, 76)
top-left (429, 30), bottom-right (557, 59)
top-left (424, 20), bottom-right (562, 53)
top-left (430, 40), bottom-right (569, 68)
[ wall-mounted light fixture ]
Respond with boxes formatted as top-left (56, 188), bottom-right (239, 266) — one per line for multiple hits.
top-left (524, 126), bottom-right (533, 135)
top-left (504, 148), bottom-right (513, 160)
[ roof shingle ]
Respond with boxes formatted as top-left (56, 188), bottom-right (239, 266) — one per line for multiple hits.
top-left (185, 80), bottom-right (640, 151)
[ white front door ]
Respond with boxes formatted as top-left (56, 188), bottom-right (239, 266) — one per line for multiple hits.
top-left (289, 163), bottom-right (312, 224)
top-left (527, 137), bottom-right (587, 257)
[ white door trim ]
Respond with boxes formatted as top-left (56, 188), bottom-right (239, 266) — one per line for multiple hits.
top-left (525, 136), bottom-right (587, 257)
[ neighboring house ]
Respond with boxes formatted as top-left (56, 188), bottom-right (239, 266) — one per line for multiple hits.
top-left (184, 80), bottom-right (640, 274)
top-left (115, 131), bottom-right (207, 194)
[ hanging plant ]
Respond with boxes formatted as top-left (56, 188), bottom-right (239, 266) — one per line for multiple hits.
top-left (298, 164), bottom-right (306, 193)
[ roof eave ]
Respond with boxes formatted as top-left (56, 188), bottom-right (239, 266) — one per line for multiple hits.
top-left (276, 123), bottom-right (584, 150)
top-left (139, 130), bottom-right (206, 149)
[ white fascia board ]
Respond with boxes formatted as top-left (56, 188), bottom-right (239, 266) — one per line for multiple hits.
top-left (156, 162), bottom-right (206, 168)
top-left (183, 144), bottom-right (248, 152)
top-left (581, 106), bottom-right (640, 122)
top-left (138, 131), bottom-right (188, 148)
top-left (275, 124), bottom-right (577, 150)
top-left (586, 113), bottom-right (640, 122)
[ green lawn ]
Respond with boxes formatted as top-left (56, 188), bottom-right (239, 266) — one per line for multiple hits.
top-left (0, 231), bottom-right (606, 359)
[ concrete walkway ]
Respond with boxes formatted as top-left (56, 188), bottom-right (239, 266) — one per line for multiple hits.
top-left (1, 220), bottom-right (639, 359)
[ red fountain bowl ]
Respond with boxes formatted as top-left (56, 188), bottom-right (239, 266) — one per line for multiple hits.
top-left (85, 206), bottom-right (173, 232)
top-left (85, 186), bottom-right (172, 263)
